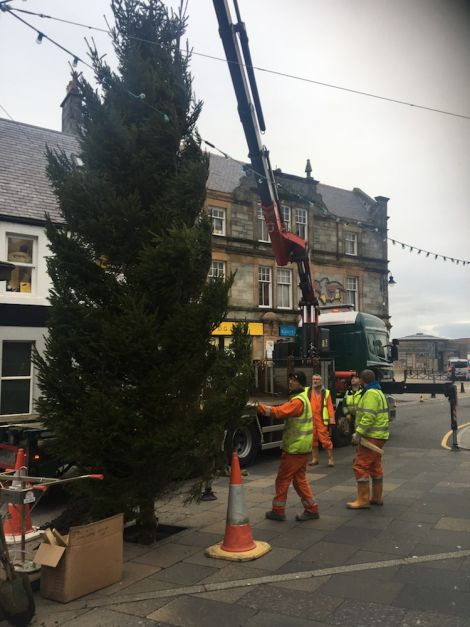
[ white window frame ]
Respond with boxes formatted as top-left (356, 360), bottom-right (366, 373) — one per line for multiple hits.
top-left (346, 276), bottom-right (358, 310)
top-left (208, 260), bottom-right (225, 279)
top-left (258, 266), bottom-right (272, 308)
top-left (277, 268), bottom-right (292, 309)
top-left (280, 205), bottom-right (291, 232)
top-left (4, 234), bottom-right (36, 295)
top-left (0, 341), bottom-right (34, 416)
top-left (208, 207), bottom-right (226, 236)
top-left (345, 231), bottom-right (358, 256)
top-left (294, 208), bottom-right (308, 240)
top-left (257, 206), bottom-right (270, 242)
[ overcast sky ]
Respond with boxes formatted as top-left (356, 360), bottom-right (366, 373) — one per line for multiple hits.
top-left (1, 0), bottom-right (469, 340)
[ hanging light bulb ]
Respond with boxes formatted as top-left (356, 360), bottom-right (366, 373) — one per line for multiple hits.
top-left (72, 56), bottom-right (79, 68)
top-left (36, 32), bottom-right (44, 44)
top-left (388, 274), bottom-right (397, 286)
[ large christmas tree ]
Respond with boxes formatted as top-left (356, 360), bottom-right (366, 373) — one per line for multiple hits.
top-left (36, 0), bottom-right (252, 543)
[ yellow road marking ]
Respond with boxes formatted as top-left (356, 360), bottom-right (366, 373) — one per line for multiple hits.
top-left (441, 421), bottom-right (470, 450)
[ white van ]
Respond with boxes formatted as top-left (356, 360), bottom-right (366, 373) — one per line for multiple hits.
top-left (447, 358), bottom-right (469, 381)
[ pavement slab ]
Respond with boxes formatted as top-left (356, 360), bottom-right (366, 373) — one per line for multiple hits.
top-left (296, 540), bottom-right (360, 567)
top-left (392, 584), bottom-right (470, 618)
top-left (236, 584), bottom-right (343, 622)
top-left (147, 560), bottom-right (219, 586)
top-left (63, 607), bottom-right (163, 626)
top-left (400, 609), bottom-right (470, 627)
top-left (392, 564), bottom-right (470, 592)
top-left (436, 517), bottom-right (470, 533)
top-left (133, 542), bottom-right (201, 568)
top-left (328, 599), bottom-right (406, 627)
top-left (147, 594), bottom-right (257, 626)
top-left (270, 526), bottom-right (328, 549)
top-left (316, 572), bottom-right (404, 605)
top-left (320, 525), bottom-right (383, 547)
top-left (241, 610), bottom-right (332, 626)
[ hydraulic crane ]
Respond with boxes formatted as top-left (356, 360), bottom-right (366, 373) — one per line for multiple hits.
top-left (212, 0), bottom-right (320, 360)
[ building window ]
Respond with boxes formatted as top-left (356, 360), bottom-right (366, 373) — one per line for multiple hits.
top-left (257, 206), bottom-right (270, 242)
top-left (208, 207), bottom-right (226, 236)
top-left (295, 208), bottom-right (308, 240)
top-left (277, 269), bottom-right (292, 309)
top-left (208, 260), bottom-right (225, 279)
top-left (0, 341), bottom-right (33, 415)
top-left (346, 276), bottom-right (358, 309)
top-left (258, 266), bottom-right (272, 308)
top-left (280, 205), bottom-right (291, 232)
top-left (345, 232), bottom-right (358, 256)
top-left (6, 236), bottom-right (34, 293)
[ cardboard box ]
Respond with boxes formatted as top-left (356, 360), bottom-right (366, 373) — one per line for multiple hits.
top-left (34, 513), bottom-right (123, 603)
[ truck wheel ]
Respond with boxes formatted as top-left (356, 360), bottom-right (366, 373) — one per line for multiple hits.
top-left (332, 402), bottom-right (354, 447)
top-left (225, 422), bottom-right (261, 468)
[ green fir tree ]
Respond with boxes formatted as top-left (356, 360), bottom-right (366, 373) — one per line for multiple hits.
top-left (35, 0), bottom-right (252, 543)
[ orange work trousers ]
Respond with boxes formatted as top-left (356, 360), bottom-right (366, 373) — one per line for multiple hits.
top-left (272, 452), bottom-right (318, 515)
top-left (352, 437), bottom-right (385, 481)
top-left (312, 415), bottom-right (333, 450)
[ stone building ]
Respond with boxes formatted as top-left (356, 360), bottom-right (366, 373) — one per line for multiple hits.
top-left (206, 154), bottom-right (391, 360)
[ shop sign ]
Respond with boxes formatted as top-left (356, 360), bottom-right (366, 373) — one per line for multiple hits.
top-left (212, 322), bottom-right (263, 336)
top-left (279, 324), bottom-right (296, 337)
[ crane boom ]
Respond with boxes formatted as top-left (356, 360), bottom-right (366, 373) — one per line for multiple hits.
top-left (213, 0), bottom-right (319, 356)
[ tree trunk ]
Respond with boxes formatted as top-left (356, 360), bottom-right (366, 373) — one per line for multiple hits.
top-left (137, 495), bottom-right (158, 545)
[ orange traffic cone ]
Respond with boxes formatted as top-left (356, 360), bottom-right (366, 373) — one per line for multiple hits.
top-left (3, 448), bottom-right (41, 544)
top-left (205, 452), bottom-right (271, 561)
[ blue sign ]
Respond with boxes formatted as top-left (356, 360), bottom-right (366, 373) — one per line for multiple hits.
top-left (279, 324), bottom-right (296, 337)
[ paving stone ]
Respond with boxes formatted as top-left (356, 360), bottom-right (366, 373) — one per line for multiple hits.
top-left (396, 510), bottom-right (443, 524)
top-left (241, 610), bottom-right (332, 626)
top-left (321, 526), bottom-right (383, 547)
top-left (409, 543), bottom-right (467, 571)
top-left (344, 549), bottom-right (401, 579)
top-left (197, 586), bottom-right (253, 603)
top-left (108, 597), bottom-right (172, 618)
top-left (392, 583), bottom-right (470, 618)
top-left (173, 530), bottom-right (223, 548)
top-left (400, 609), bottom-right (470, 626)
top-left (115, 573), bottom-right (176, 596)
top-left (363, 531), bottom-right (421, 556)
top-left (148, 560), bottom-right (218, 585)
top-left (267, 575), bottom-right (330, 593)
top-left (147, 594), bottom-right (256, 626)
top-left (270, 527), bottom-right (328, 549)
top-left (85, 562), bottom-right (161, 598)
top-left (64, 607), bottom-right (161, 626)
top-left (200, 562), bottom-right (271, 584)
top-left (343, 514), bottom-right (393, 530)
top-left (32, 606), bottom-right (91, 626)
top-left (316, 572), bottom-right (404, 604)
top-left (436, 517), bottom-right (470, 533)
top-left (238, 546), bottom-right (301, 571)
top-left (384, 520), bottom-right (433, 537)
top-left (236, 584), bottom-right (343, 621)
top-left (392, 564), bottom-right (470, 592)
top-left (296, 540), bottom-right (360, 567)
top-left (133, 542), bottom-right (201, 568)
top-left (329, 599), bottom-right (406, 626)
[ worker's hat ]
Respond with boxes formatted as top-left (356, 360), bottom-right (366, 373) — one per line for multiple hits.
top-left (289, 371), bottom-right (307, 386)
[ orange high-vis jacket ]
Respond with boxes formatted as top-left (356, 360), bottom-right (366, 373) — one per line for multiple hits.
top-left (309, 387), bottom-right (335, 425)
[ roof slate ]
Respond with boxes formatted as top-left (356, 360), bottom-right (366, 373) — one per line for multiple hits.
top-left (0, 118), bottom-right (79, 224)
top-left (0, 119), bottom-right (379, 225)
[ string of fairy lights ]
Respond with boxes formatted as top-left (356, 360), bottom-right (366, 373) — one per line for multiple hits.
top-left (1, 3), bottom-right (469, 267)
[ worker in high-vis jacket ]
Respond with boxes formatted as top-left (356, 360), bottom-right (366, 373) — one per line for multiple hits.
top-left (343, 374), bottom-right (363, 427)
top-left (256, 371), bottom-right (320, 522)
top-left (347, 369), bottom-right (389, 509)
top-left (308, 374), bottom-right (335, 467)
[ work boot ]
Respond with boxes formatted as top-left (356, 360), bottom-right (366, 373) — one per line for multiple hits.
top-left (295, 510), bottom-right (320, 521)
top-left (327, 449), bottom-right (334, 467)
top-left (309, 447), bottom-right (319, 466)
top-left (370, 479), bottom-right (384, 506)
top-left (346, 482), bottom-right (370, 509)
top-left (265, 510), bottom-right (286, 521)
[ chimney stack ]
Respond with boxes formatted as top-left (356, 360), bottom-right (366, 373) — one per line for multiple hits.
top-left (60, 79), bottom-right (81, 135)
top-left (305, 159), bottom-right (312, 179)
